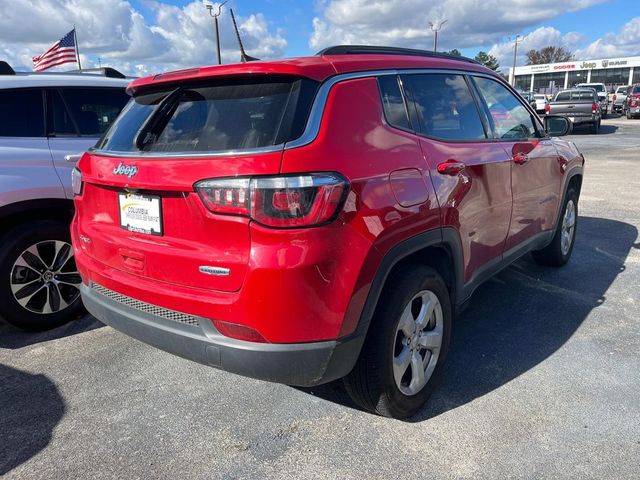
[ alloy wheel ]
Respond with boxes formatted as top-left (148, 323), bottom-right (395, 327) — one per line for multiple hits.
top-left (392, 290), bottom-right (443, 396)
top-left (561, 199), bottom-right (576, 256)
top-left (10, 240), bottom-right (82, 314)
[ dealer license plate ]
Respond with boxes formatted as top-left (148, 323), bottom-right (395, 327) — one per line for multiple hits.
top-left (118, 193), bottom-right (163, 236)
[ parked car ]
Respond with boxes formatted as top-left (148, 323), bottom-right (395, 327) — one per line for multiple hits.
top-left (72, 46), bottom-right (584, 419)
top-left (533, 94), bottom-right (549, 114)
top-left (0, 61), bottom-right (130, 330)
top-left (625, 84), bottom-right (640, 119)
top-left (612, 85), bottom-right (631, 114)
top-left (576, 83), bottom-right (608, 117)
top-left (519, 91), bottom-right (537, 110)
top-left (546, 88), bottom-right (602, 134)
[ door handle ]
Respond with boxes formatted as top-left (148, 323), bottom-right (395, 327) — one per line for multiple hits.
top-left (64, 153), bottom-right (83, 162)
top-left (437, 160), bottom-right (466, 176)
top-left (513, 153), bottom-right (530, 165)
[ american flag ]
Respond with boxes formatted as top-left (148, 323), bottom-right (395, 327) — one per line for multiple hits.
top-left (32, 29), bottom-right (78, 72)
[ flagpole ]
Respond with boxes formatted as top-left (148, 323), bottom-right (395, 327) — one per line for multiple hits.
top-left (73, 26), bottom-right (82, 70)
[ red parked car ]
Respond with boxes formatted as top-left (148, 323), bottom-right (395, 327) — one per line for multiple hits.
top-left (71, 46), bottom-right (584, 418)
top-left (626, 84), bottom-right (640, 119)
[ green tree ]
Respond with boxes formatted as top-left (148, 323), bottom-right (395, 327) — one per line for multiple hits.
top-left (447, 49), bottom-right (462, 57)
top-left (526, 46), bottom-right (573, 65)
top-left (474, 51), bottom-right (500, 71)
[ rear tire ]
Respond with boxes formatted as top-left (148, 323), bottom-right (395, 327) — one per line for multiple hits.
top-left (344, 265), bottom-right (452, 419)
top-left (0, 221), bottom-right (84, 331)
top-left (532, 188), bottom-right (578, 267)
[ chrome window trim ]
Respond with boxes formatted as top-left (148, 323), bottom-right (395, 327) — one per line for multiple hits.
top-left (88, 144), bottom-right (285, 158)
top-left (285, 68), bottom-right (512, 150)
top-left (90, 67), bottom-right (512, 158)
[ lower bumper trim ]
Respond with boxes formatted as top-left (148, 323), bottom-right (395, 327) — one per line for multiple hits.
top-left (81, 283), bottom-right (363, 387)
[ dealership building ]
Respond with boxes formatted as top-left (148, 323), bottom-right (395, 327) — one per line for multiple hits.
top-left (510, 55), bottom-right (640, 93)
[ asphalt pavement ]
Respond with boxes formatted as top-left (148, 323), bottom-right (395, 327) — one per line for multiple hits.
top-left (1, 115), bottom-right (639, 479)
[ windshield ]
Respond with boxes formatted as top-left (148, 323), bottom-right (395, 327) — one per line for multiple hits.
top-left (617, 87), bottom-right (628, 94)
top-left (95, 76), bottom-right (318, 154)
top-left (633, 86), bottom-right (640, 94)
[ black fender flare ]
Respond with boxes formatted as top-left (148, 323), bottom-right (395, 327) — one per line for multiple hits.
top-left (351, 227), bottom-right (464, 342)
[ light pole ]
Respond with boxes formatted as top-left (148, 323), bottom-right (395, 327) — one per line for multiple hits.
top-left (429, 20), bottom-right (447, 52)
top-left (511, 34), bottom-right (522, 86)
top-left (206, 2), bottom-right (227, 65)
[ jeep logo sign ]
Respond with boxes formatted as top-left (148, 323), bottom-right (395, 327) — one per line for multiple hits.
top-left (113, 163), bottom-right (138, 178)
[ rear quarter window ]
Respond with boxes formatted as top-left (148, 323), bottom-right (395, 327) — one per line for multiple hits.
top-left (96, 76), bottom-right (318, 154)
top-left (377, 75), bottom-right (411, 131)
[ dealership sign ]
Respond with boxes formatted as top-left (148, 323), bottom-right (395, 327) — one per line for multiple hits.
top-left (513, 55), bottom-right (640, 75)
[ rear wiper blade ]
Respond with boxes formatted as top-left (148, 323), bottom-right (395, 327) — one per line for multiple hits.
top-left (135, 87), bottom-right (183, 150)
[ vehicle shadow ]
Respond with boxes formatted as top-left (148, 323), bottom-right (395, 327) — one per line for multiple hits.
top-left (0, 364), bottom-right (65, 474)
top-left (300, 216), bottom-right (637, 420)
top-left (572, 124), bottom-right (618, 135)
top-left (0, 315), bottom-right (104, 350)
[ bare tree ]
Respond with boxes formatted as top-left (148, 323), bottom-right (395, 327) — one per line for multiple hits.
top-left (526, 46), bottom-right (573, 65)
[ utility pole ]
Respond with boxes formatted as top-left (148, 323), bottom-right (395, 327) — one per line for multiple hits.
top-left (206, 2), bottom-right (227, 65)
top-left (429, 20), bottom-right (447, 52)
top-left (511, 35), bottom-right (522, 86)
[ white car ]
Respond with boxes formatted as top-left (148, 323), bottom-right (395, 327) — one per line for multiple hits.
top-left (612, 85), bottom-right (631, 114)
top-left (576, 83), bottom-right (609, 117)
top-left (0, 61), bottom-right (130, 330)
top-left (533, 94), bottom-right (548, 114)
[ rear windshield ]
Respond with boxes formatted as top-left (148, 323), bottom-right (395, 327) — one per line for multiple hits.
top-left (95, 76), bottom-right (318, 154)
top-left (633, 86), bottom-right (640, 94)
top-left (617, 87), bottom-right (628, 94)
top-left (555, 91), bottom-right (594, 101)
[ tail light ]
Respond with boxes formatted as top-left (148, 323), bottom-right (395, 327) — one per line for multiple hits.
top-left (591, 103), bottom-right (598, 114)
top-left (544, 104), bottom-right (550, 114)
top-left (613, 94), bottom-right (617, 101)
top-left (630, 96), bottom-right (639, 107)
top-left (71, 168), bottom-right (83, 196)
top-left (196, 173), bottom-right (348, 228)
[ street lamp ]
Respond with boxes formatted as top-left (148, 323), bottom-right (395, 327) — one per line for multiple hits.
top-left (428, 20), bottom-right (447, 52)
top-left (511, 34), bottom-right (522, 86)
top-left (206, 2), bottom-right (227, 65)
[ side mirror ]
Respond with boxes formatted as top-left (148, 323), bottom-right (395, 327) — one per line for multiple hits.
top-left (544, 115), bottom-right (570, 137)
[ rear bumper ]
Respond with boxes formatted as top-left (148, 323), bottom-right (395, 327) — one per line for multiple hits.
top-left (81, 283), bottom-right (363, 387)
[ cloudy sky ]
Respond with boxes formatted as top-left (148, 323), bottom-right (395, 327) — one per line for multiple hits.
top-left (0, 0), bottom-right (638, 76)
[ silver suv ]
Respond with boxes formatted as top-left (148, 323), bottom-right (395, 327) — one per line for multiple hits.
top-left (0, 61), bottom-right (129, 330)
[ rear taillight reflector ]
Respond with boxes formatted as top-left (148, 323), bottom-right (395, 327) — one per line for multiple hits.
top-left (212, 319), bottom-right (267, 343)
top-left (196, 173), bottom-right (348, 228)
top-left (591, 103), bottom-right (598, 114)
top-left (545, 104), bottom-right (550, 114)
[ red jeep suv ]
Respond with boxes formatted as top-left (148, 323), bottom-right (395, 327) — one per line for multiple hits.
top-left (71, 46), bottom-right (584, 418)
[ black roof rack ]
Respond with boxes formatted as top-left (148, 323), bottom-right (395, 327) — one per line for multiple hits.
top-left (317, 45), bottom-right (479, 65)
top-left (0, 61), bottom-right (16, 75)
top-left (66, 67), bottom-right (127, 79)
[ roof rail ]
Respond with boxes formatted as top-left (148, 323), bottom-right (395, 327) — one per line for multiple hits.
top-left (66, 67), bottom-right (126, 79)
top-left (0, 61), bottom-right (15, 75)
top-left (317, 45), bottom-right (479, 65)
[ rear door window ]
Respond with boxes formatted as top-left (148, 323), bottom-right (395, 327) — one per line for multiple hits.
top-left (402, 73), bottom-right (486, 141)
top-left (57, 88), bottom-right (129, 136)
top-left (0, 88), bottom-right (45, 137)
top-left (96, 76), bottom-right (318, 153)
